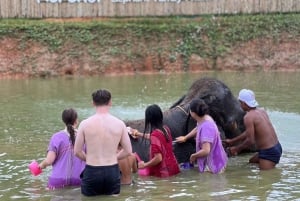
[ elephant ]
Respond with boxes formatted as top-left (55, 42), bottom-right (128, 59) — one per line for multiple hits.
top-left (125, 77), bottom-right (246, 164)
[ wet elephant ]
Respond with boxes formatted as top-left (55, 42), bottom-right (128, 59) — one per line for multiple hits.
top-left (125, 77), bottom-right (246, 163)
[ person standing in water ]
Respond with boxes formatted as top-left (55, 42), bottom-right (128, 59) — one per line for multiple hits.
top-left (176, 99), bottom-right (228, 174)
top-left (137, 104), bottom-right (180, 178)
top-left (74, 89), bottom-right (132, 196)
top-left (225, 89), bottom-right (282, 170)
top-left (39, 108), bottom-right (85, 189)
top-left (117, 144), bottom-right (138, 185)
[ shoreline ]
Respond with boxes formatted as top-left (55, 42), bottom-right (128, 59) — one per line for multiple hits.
top-left (1, 69), bottom-right (300, 80)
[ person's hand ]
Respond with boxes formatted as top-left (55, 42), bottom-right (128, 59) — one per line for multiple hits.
top-left (175, 136), bottom-right (186, 143)
top-left (38, 163), bottom-right (43, 170)
top-left (127, 127), bottom-right (139, 139)
top-left (138, 161), bottom-right (145, 169)
top-left (223, 139), bottom-right (233, 147)
top-left (190, 154), bottom-right (197, 163)
top-left (226, 146), bottom-right (238, 157)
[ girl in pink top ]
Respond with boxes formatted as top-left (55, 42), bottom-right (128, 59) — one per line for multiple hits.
top-left (176, 99), bottom-right (227, 174)
top-left (39, 108), bottom-right (85, 189)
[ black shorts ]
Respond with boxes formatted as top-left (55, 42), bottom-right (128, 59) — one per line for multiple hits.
top-left (81, 164), bottom-right (120, 196)
top-left (259, 142), bottom-right (282, 164)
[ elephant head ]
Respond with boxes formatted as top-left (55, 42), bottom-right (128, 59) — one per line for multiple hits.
top-left (125, 77), bottom-right (245, 163)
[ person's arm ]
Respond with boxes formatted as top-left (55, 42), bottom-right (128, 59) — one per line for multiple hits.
top-left (39, 151), bottom-right (56, 169)
top-left (225, 132), bottom-right (247, 146)
top-left (130, 153), bottom-right (138, 173)
top-left (190, 142), bottom-right (211, 163)
top-left (129, 128), bottom-right (150, 140)
top-left (74, 122), bottom-right (86, 161)
top-left (229, 115), bottom-right (256, 155)
top-left (138, 153), bottom-right (162, 168)
top-left (176, 127), bottom-right (197, 143)
top-left (117, 125), bottom-right (133, 160)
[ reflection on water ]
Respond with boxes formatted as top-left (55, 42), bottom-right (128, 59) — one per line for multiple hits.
top-left (0, 72), bottom-right (300, 200)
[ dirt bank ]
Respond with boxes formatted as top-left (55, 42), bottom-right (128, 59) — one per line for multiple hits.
top-left (0, 17), bottom-right (299, 79)
top-left (1, 35), bottom-right (298, 79)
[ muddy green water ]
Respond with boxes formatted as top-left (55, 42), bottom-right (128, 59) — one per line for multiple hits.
top-left (0, 72), bottom-right (300, 201)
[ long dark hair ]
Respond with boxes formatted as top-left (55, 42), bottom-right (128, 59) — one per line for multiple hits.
top-left (144, 104), bottom-right (170, 142)
top-left (62, 108), bottom-right (78, 146)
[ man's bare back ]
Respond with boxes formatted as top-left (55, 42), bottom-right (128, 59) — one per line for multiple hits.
top-left (77, 113), bottom-right (132, 166)
top-left (245, 108), bottom-right (279, 150)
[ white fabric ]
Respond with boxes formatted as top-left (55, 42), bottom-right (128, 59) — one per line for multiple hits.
top-left (238, 89), bottom-right (259, 107)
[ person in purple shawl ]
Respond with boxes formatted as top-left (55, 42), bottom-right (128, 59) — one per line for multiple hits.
top-left (176, 99), bottom-right (228, 174)
top-left (39, 108), bottom-right (85, 189)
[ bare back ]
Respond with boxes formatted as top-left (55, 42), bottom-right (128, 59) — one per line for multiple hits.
top-left (76, 113), bottom-right (132, 166)
top-left (244, 108), bottom-right (279, 150)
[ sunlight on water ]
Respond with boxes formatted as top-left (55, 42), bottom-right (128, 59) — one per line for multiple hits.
top-left (268, 111), bottom-right (300, 152)
top-left (210, 188), bottom-right (244, 196)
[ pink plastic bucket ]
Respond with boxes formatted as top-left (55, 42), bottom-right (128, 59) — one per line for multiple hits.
top-left (138, 167), bottom-right (150, 176)
top-left (29, 160), bottom-right (42, 176)
top-left (134, 152), bottom-right (150, 176)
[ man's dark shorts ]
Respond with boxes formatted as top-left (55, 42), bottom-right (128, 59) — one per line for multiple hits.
top-left (80, 164), bottom-right (120, 196)
top-left (259, 142), bottom-right (282, 164)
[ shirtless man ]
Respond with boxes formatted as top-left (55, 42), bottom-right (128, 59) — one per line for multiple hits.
top-left (226, 89), bottom-right (282, 170)
top-left (74, 89), bottom-right (132, 196)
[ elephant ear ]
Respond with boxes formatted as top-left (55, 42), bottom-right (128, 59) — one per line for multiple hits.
top-left (204, 96), bottom-right (240, 139)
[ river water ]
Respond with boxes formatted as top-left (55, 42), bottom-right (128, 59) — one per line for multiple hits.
top-left (0, 72), bottom-right (299, 201)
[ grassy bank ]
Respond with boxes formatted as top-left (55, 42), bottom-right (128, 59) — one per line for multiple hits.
top-left (0, 13), bottom-right (299, 77)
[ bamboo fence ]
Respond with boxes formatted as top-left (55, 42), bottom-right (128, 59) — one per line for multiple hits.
top-left (0, 0), bottom-right (299, 18)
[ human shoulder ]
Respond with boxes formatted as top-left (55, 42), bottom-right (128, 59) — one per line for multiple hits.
top-left (109, 114), bottom-right (126, 126)
top-left (49, 130), bottom-right (68, 147)
top-left (151, 128), bottom-right (160, 135)
top-left (201, 120), bottom-right (218, 134)
top-left (249, 107), bottom-right (267, 116)
top-left (201, 120), bottom-right (217, 129)
top-left (150, 129), bottom-right (162, 139)
top-left (78, 115), bottom-right (96, 126)
top-left (51, 130), bottom-right (67, 139)
top-left (256, 107), bottom-right (268, 115)
top-left (245, 108), bottom-right (257, 117)
top-left (199, 121), bottom-right (218, 142)
top-left (244, 108), bottom-right (264, 125)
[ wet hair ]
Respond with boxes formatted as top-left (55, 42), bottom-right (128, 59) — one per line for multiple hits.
top-left (190, 98), bottom-right (209, 117)
top-left (144, 104), bottom-right (170, 142)
top-left (62, 108), bottom-right (78, 146)
top-left (92, 89), bottom-right (111, 106)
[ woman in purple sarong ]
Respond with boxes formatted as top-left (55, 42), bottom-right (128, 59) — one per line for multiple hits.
top-left (176, 99), bottom-right (228, 174)
top-left (39, 108), bottom-right (85, 189)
